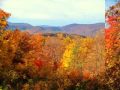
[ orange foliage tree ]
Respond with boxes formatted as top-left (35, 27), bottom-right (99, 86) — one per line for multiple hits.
top-left (0, 29), bottom-right (46, 89)
top-left (0, 9), bottom-right (10, 30)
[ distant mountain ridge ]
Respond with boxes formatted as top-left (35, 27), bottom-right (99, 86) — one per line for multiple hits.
top-left (8, 22), bottom-right (105, 36)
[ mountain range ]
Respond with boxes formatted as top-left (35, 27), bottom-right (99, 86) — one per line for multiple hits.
top-left (8, 22), bottom-right (105, 36)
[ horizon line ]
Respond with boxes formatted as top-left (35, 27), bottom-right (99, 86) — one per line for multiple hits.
top-left (8, 21), bottom-right (105, 27)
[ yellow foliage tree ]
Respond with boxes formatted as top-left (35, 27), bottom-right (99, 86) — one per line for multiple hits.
top-left (61, 40), bottom-right (76, 68)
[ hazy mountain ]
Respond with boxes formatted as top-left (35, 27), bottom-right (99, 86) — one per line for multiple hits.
top-left (62, 23), bottom-right (105, 36)
top-left (8, 22), bottom-right (33, 30)
top-left (8, 22), bottom-right (104, 36)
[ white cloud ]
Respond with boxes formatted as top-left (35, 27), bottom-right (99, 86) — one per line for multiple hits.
top-left (0, 0), bottom-right (4, 5)
top-left (0, 0), bottom-right (4, 2)
top-left (0, 0), bottom-right (105, 25)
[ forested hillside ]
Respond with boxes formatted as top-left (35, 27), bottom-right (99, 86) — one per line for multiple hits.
top-left (0, 2), bottom-right (119, 90)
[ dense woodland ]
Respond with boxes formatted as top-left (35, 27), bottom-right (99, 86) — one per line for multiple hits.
top-left (0, 2), bottom-right (119, 90)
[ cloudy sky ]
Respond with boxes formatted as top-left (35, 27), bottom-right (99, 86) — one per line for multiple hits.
top-left (0, 0), bottom-right (106, 26)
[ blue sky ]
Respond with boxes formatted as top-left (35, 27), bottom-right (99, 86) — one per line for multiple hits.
top-left (0, 0), bottom-right (114, 26)
top-left (106, 0), bottom-right (118, 9)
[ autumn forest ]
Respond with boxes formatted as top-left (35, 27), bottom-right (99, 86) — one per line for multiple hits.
top-left (0, 1), bottom-right (120, 90)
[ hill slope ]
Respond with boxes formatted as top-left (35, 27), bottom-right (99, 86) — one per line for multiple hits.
top-left (8, 22), bottom-right (104, 36)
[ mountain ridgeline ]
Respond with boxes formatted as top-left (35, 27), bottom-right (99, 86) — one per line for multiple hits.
top-left (8, 22), bottom-right (105, 36)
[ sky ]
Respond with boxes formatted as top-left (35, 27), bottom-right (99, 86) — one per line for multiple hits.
top-left (106, 0), bottom-right (119, 9)
top-left (0, 0), bottom-right (110, 26)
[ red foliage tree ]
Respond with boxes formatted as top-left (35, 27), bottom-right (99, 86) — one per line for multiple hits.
top-left (105, 2), bottom-right (120, 90)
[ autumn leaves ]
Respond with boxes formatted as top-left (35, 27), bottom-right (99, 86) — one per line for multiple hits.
top-left (0, 9), bottom-right (10, 30)
top-left (105, 2), bottom-right (120, 90)
top-left (0, 2), bottom-right (119, 89)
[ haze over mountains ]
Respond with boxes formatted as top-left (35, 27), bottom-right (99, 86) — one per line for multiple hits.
top-left (8, 22), bottom-right (104, 36)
